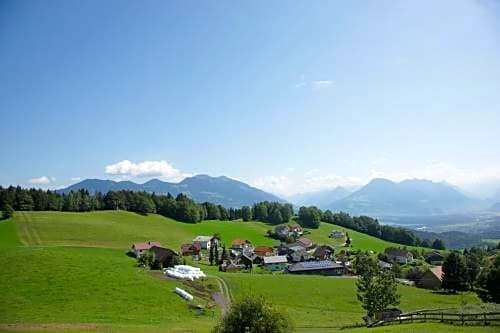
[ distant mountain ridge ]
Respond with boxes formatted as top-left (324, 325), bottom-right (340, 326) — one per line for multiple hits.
top-left (288, 187), bottom-right (352, 208)
top-left (58, 175), bottom-right (284, 208)
top-left (328, 178), bottom-right (481, 216)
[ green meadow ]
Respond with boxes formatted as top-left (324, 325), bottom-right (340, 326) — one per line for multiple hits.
top-left (0, 211), bottom-right (494, 332)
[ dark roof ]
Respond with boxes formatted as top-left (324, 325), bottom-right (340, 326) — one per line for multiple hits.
top-left (384, 248), bottom-right (412, 257)
top-left (425, 251), bottom-right (444, 260)
top-left (296, 237), bottom-right (313, 247)
top-left (288, 260), bottom-right (343, 272)
top-left (149, 246), bottom-right (178, 261)
top-left (313, 245), bottom-right (334, 258)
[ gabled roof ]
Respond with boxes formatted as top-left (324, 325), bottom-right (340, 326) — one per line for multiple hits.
top-left (263, 255), bottom-right (288, 264)
top-left (288, 260), bottom-right (343, 272)
top-left (133, 241), bottom-right (161, 251)
top-left (296, 237), bottom-right (313, 247)
top-left (429, 266), bottom-right (443, 281)
top-left (313, 245), bottom-right (334, 257)
top-left (232, 239), bottom-right (250, 246)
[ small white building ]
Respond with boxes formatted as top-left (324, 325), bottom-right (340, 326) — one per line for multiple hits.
top-left (193, 236), bottom-right (216, 250)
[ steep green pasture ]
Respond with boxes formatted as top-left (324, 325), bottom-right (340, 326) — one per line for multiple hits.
top-left (14, 211), bottom-right (276, 250)
top-left (0, 246), bottom-right (217, 332)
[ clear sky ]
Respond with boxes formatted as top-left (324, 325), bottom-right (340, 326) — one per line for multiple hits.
top-left (1, 0), bottom-right (500, 197)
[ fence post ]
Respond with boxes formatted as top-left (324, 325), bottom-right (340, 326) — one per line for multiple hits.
top-left (461, 314), bottom-right (464, 325)
top-left (424, 313), bottom-right (426, 322)
top-left (441, 312), bottom-right (443, 322)
top-left (483, 312), bottom-right (486, 326)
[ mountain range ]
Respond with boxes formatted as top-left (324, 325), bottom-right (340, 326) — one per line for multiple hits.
top-left (60, 175), bottom-right (494, 216)
top-left (59, 175), bottom-right (283, 208)
top-left (327, 178), bottom-right (482, 216)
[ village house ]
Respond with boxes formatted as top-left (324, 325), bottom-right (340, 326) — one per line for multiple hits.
top-left (425, 251), bottom-right (445, 265)
top-left (180, 243), bottom-right (201, 256)
top-left (384, 248), bottom-right (414, 264)
top-left (132, 241), bottom-right (162, 257)
top-left (379, 260), bottom-right (393, 270)
top-left (289, 245), bottom-right (309, 262)
top-left (231, 239), bottom-right (252, 251)
top-left (193, 236), bottom-right (217, 250)
top-left (220, 259), bottom-right (245, 272)
top-left (254, 245), bottom-right (274, 257)
top-left (263, 255), bottom-right (288, 271)
top-left (296, 237), bottom-right (315, 249)
top-left (330, 230), bottom-right (345, 239)
top-left (287, 260), bottom-right (345, 276)
top-left (149, 246), bottom-right (179, 268)
top-left (274, 224), bottom-right (304, 240)
top-left (313, 245), bottom-right (335, 260)
top-left (420, 266), bottom-right (443, 290)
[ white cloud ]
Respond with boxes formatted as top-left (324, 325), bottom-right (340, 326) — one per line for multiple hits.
top-left (252, 176), bottom-right (294, 196)
top-left (70, 177), bottom-right (82, 182)
top-left (293, 76), bottom-right (334, 90)
top-left (312, 80), bottom-right (333, 89)
top-left (105, 159), bottom-right (188, 181)
top-left (28, 176), bottom-right (52, 185)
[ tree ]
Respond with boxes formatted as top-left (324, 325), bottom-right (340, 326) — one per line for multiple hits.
top-left (298, 206), bottom-right (320, 229)
top-left (356, 260), bottom-right (400, 318)
top-left (391, 262), bottom-right (402, 278)
top-left (209, 245), bottom-right (215, 266)
top-left (2, 204), bottom-right (14, 219)
top-left (241, 206), bottom-right (252, 221)
top-left (477, 257), bottom-right (500, 303)
top-left (442, 252), bottom-right (468, 292)
top-left (137, 251), bottom-right (155, 268)
top-left (212, 294), bottom-right (293, 333)
top-left (345, 232), bottom-right (352, 247)
top-left (465, 251), bottom-right (482, 290)
top-left (432, 239), bottom-right (446, 250)
top-left (269, 209), bottom-right (283, 225)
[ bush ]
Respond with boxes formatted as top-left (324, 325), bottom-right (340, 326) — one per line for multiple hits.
top-left (212, 294), bottom-right (293, 333)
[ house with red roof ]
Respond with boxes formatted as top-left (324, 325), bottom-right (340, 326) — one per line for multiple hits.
top-left (420, 266), bottom-right (443, 290)
top-left (132, 241), bottom-right (162, 257)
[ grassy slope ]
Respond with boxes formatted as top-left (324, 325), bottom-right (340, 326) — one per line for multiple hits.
top-left (14, 211), bottom-right (277, 249)
top-left (0, 246), bottom-right (217, 332)
top-left (1, 211), bottom-right (493, 332)
top-left (222, 273), bottom-right (481, 329)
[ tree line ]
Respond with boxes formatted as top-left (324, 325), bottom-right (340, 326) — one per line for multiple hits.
top-left (0, 186), bottom-right (287, 224)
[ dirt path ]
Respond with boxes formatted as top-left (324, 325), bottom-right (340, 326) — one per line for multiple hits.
top-left (208, 275), bottom-right (231, 314)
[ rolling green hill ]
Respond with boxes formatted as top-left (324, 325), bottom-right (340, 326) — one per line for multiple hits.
top-left (0, 211), bottom-right (493, 332)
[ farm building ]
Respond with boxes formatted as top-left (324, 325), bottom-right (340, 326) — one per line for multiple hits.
top-left (330, 230), bottom-right (345, 239)
top-left (180, 243), bottom-right (201, 256)
top-left (193, 236), bottom-right (217, 250)
top-left (149, 246), bottom-right (179, 268)
top-left (425, 251), bottom-right (445, 265)
top-left (296, 237), bottom-right (314, 249)
top-left (384, 248), bottom-right (414, 264)
top-left (420, 266), bottom-right (443, 290)
top-left (263, 255), bottom-right (288, 271)
top-left (313, 245), bottom-right (335, 260)
top-left (132, 241), bottom-right (161, 257)
top-left (254, 245), bottom-right (274, 257)
top-left (287, 260), bottom-right (345, 276)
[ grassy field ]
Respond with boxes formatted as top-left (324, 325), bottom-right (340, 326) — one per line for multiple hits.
top-left (14, 211), bottom-right (277, 249)
top-left (222, 273), bottom-right (482, 330)
top-left (0, 211), bottom-right (495, 332)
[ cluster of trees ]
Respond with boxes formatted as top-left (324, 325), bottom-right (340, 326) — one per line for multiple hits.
top-left (297, 206), bottom-right (445, 249)
top-left (252, 202), bottom-right (294, 225)
top-left (354, 252), bottom-right (400, 319)
top-left (436, 247), bottom-right (500, 303)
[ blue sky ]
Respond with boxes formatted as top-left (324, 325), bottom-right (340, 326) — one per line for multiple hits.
top-left (1, 0), bottom-right (500, 197)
